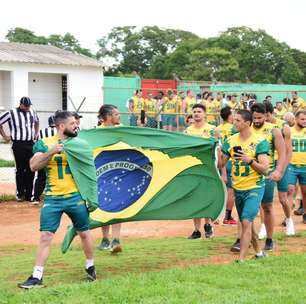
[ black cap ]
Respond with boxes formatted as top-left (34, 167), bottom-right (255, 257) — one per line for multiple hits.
top-left (48, 115), bottom-right (56, 127)
top-left (72, 112), bottom-right (83, 119)
top-left (20, 96), bottom-right (32, 106)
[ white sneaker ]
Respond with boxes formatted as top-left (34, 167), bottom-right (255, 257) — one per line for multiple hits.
top-left (258, 224), bottom-right (267, 240)
top-left (30, 200), bottom-right (40, 205)
top-left (285, 217), bottom-right (295, 236)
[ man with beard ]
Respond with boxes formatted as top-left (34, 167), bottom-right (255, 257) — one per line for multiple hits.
top-left (18, 111), bottom-right (96, 289)
top-left (287, 111), bottom-right (306, 224)
top-left (251, 103), bottom-right (286, 251)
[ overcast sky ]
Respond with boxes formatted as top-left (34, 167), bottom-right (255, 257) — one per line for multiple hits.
top-left (1, 0), bottom-right (305, 53)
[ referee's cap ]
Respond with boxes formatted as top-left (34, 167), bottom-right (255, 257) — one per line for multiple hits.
top-left (20, 96), bottom-right (32, 106)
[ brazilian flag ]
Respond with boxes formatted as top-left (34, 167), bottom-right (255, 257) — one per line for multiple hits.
top-left (61, 126), bottom-right (226, 253)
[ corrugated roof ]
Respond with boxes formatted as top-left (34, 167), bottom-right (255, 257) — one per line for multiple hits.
top-left (0, 42), bottom-right (103, 68)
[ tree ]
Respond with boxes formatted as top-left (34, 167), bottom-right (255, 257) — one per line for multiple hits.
top-left (97, 26), bottom-right (198, 76)
top-left (6, 27), bottom-right (94, 57)
top-left (6, 27), bottom-right (47, 44)
top-left (209, 26), bottom-right (304, 84)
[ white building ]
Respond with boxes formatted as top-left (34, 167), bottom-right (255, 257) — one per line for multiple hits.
top-left (0, 42), bottom-right (104, 128)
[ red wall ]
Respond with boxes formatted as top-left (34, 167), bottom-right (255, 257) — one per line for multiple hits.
top-left (141, 79), bottom-right (177, 98)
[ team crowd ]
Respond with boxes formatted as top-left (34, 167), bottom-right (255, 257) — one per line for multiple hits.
top-left (0, 89), bottom-right (305, 288)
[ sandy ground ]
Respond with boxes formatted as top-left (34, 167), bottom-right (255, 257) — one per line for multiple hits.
top-left (0, 194), bottom-right (305, 247)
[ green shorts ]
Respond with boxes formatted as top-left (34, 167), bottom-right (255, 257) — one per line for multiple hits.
top-left (287, 164), bottom-right (306, 185)
top-left (276, 164), bottom-right (289, 192)
top-left (226, 161), bottom-right (232, 189)
top-left (234, 187), bottom-right (265, 222)
top-left (262, 178), bottom-right (275, 204)
top-left (162, 114), bottom-right (176, 127)
top-left (40, 193), bottom-right (89, 233)
top-left (178, 115), bottom-right (186, 127)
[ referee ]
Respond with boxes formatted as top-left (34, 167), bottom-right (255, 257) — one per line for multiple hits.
top-left (0, 97), bottom-right (39, 202)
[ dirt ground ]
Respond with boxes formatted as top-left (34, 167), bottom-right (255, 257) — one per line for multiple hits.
top-left (0, 184), bottom-right (305, 250)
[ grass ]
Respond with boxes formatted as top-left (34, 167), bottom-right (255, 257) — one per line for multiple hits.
top-left (0, 236), bottom-right (305, 303)
top-left (0, 159), bottom-right (14, 167)
top-left (0, 194), bottom-right (16, 202)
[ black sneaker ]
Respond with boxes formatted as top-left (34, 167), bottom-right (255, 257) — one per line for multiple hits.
top-left (98, 237), bottom-right (110, 250)
top-left (303, 214), bottom-right (306, 224)
top-left (294, 206), bottom-right (304, 216)
top-left (85, 266), bottom-right (96, 282)
top-left (230, 238), bottom-right (240, 252)
top-left (110, 238), bottom-right (122, 253)
top-left (187, 230), bottom-right (201, 239)
top-left (16, 196), bottom-right (25, 203)
top-left (264, 238), bottom-right (273, 251)
top-left (18, 276), bottom-right (44, 289)
top-left (204, 224), bottom-right (214, 238)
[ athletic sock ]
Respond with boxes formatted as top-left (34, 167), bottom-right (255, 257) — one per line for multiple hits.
top-left (32, 266), bottom-right (44, 280)
top-left (225, 209), bottom-right (232, 220)
top-left (86, 259), bottom-right (94, 269)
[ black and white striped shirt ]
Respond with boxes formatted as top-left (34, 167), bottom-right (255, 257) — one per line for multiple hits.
top-left (0, 108), bottom-right (39, 141)
top-left (38, 127), bottom-right (57, 139)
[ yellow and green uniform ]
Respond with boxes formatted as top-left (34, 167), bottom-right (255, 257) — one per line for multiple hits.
top-left (185, 96), bottom-right (196, 114)
top-left (252, 122), bottom-right (276, 170)
top-left (227, 101), bottom-right (239, 110)
top-left (288, 126), bottom-right (306, 185)
top-left (132, 96), bottom-right (145, 114)
top-left (216, 122), bottom-right (237, 188)
top-left (283, 103), bottom-right (292, 113)
top-left (202, 100), bottom-right (219, 124)
top-left (215, 122), bottom-right (237, 144)
top-left (296, 97), bottom-right (306, 110)
top-left (184, 123), bottom-right (215, 139)
top-left (33, 135), bottom-right (89, 233)
top-left (222, 133), bottom-right (269, 221)
top-left (253, 122), bottom-right (278, 203)
top-left (222, 133), bottom-right (269, 191)
top-left (290, 127), bottom-right (306, 165)
top-left (162, 97), bottom-right (177, 127)
top-left (33, 135), bottom-right (78, 198)
top-left (274, 108), bottom-right (287, 120)
top-left (145, 98), bottom-right (157, 118)
top-left (163, 97), bottom-right (177, 114)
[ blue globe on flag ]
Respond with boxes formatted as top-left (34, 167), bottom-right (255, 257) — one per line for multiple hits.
top-left (95, 149), bottom-right (153, 212)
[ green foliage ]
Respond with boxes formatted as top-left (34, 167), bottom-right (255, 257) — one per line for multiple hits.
top-left (97, 25), bottom-right (306, 84)
top-left (0, 159), bottom-right (14, 167)
top-left (0, 194), bottom-right (15, 202)
top-left (5, 28), bottom-right (94, 57)
top-left (97, 26), bottom-right (198, 76)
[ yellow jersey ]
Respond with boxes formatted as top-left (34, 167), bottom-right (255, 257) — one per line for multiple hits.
top-left (202, 100), bottom-right (219, 123)
top-left (274, 108), bottom-right (287, 120)
top-left (132, 96), bottom-right (145, 114)
top-left (163, 97), bottom-right (177, 114)
top-left (184, 123), bottom-right (215, 139)
top-left (215, 122), bottom-right (237, 144)
top-left (222, 133), bottom-right (269, 190)
top-left (227, 101), bottom-right (239, 110)
top-left (145, 98), bottom-right (157, 117)
top-left (185, 97), bottom-right (197, 114)
top-left (290, 126), bottom-right (306, 165)
top-left (33, 135), bottom-right (79, 198)
top-left (252, 122), bottom-right (275, 169)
